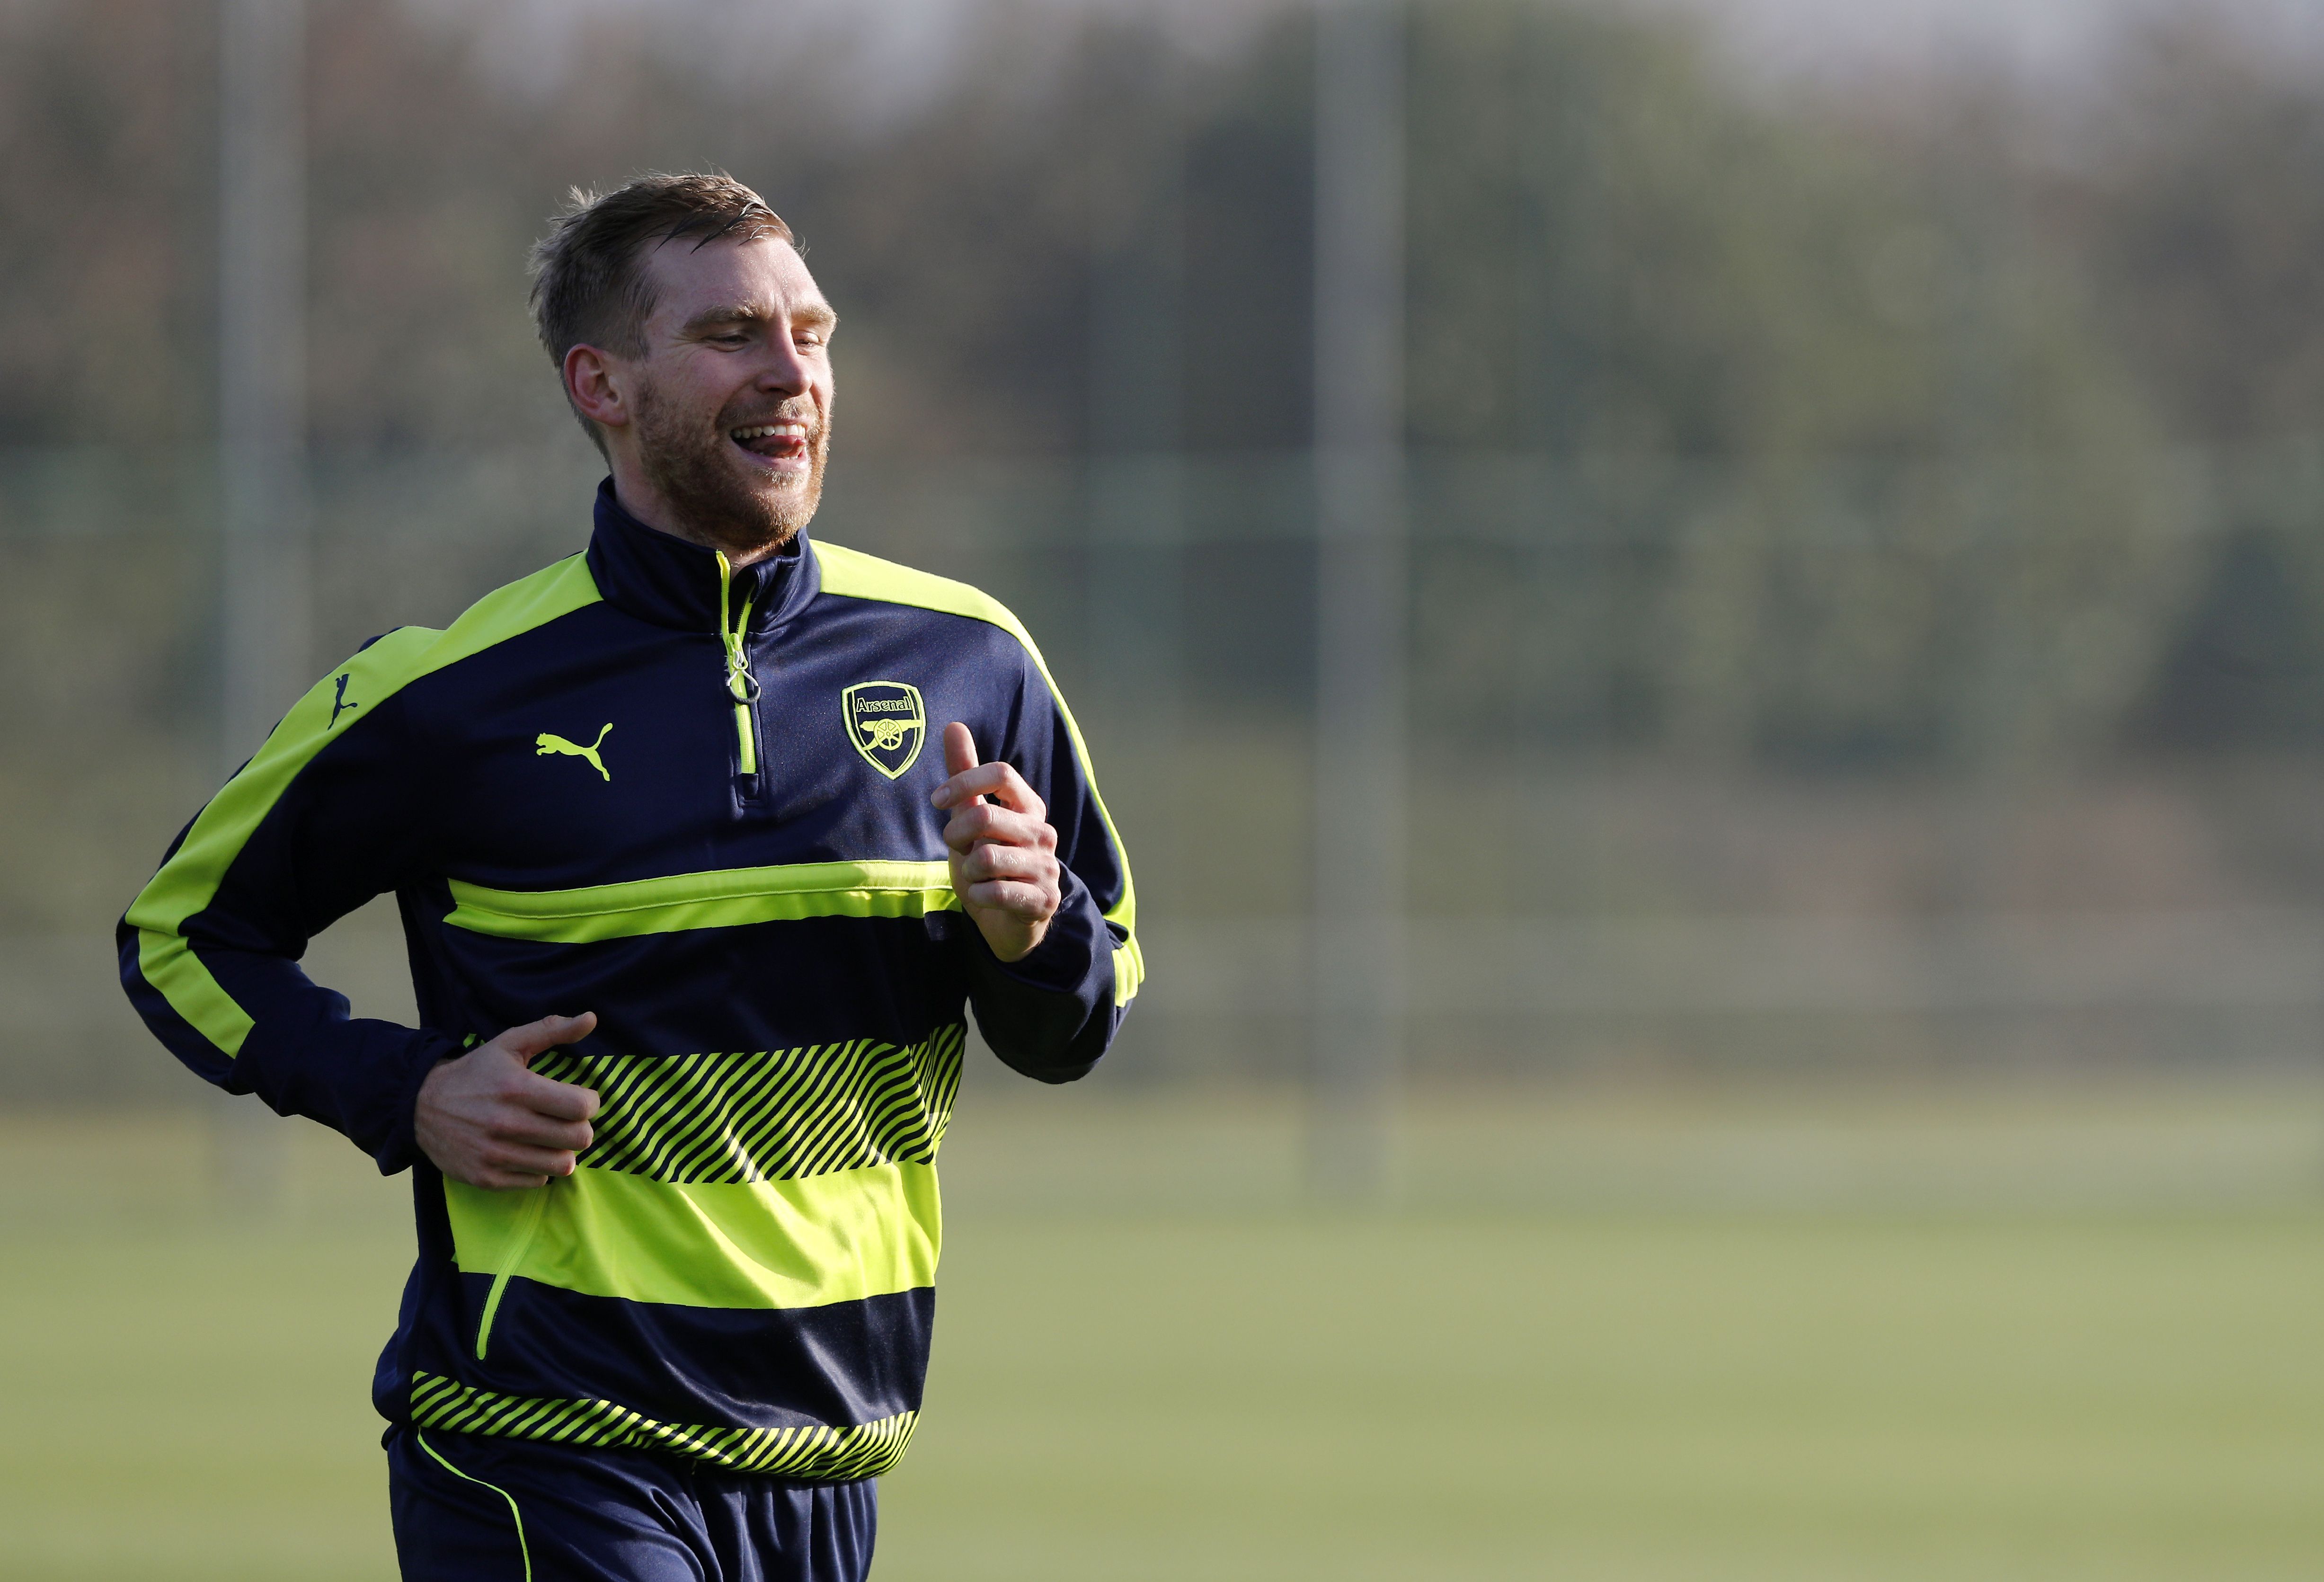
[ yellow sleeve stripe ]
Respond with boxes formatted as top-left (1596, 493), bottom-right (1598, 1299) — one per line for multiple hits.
top-left (136, 929), bottom-right (257, 1055)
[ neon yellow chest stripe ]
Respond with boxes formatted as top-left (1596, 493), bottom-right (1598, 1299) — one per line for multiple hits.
top-left (443, 859), bottom-right (959, 943)
top-left (444, 1161), bottom-right (941, 1311)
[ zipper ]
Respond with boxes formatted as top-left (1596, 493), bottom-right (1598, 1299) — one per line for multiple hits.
top-left (714, 551), bottom-right (761, 777)
top-left (474, 1182), bottom-right (552, 1361)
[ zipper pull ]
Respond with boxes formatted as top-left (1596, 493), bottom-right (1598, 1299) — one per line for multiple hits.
top-left (716, 551), bottom-right (762, 776)
top-left (714, 551), bottom-right (761, 698)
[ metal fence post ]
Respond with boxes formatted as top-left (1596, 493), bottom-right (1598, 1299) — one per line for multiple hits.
top-left (1309, 0), bottom-right (1407, 1200)
top-left (213, 0), bottom-right (310, 1212)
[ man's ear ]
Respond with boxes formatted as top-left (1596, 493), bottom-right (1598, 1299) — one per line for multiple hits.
top-left (563, 344), bottom-right (630, 431)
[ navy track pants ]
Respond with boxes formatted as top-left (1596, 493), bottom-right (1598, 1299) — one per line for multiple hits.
top-left (387, 1426), bottom-right (877, 1582)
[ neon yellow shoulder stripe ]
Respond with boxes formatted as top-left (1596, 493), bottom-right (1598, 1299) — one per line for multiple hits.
top-left (444, 860), bottom-right (959, 943)
top-left (124, 555), bottom-right (604, 1058)
top-left (811, 540), bottom-right (1144, 1004)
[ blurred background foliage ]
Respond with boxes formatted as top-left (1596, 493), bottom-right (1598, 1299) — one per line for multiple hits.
top-left (0, 0), bottom-right (2318, 1081)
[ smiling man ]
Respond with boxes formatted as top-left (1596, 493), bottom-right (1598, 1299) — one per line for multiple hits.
top-left (117, 173), bottom-right (1140, 1581)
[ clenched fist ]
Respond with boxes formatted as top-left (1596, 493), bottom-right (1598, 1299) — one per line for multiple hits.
top-left (929, 722), bottom-right (1061, 963)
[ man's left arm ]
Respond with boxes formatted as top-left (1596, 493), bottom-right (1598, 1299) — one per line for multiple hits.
top-left (931, 682), bottom-right (1140, 1082)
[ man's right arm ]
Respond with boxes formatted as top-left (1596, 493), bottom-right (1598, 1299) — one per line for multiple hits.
top-left (118, 647), bottom-right (464, 1173)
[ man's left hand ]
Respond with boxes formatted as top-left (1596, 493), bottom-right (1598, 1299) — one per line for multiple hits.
top-left (930, 721), bottom-right (1060, 963)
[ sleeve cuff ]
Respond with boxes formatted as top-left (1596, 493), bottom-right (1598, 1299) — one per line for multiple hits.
top-left (372, 1026), bottom-right (463, 1176)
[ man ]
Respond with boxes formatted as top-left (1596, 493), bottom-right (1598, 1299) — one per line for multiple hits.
top-left (118, 172), bottom-right (1140, 1581)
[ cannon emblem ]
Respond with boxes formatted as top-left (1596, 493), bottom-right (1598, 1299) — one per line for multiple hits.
top-left (859, 716), bottom-right (918, 753)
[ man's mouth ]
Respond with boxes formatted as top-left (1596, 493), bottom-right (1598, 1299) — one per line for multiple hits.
top-left (729, 421), bottom-right (811, 474)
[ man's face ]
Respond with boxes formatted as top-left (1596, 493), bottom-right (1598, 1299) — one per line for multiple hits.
top-left (620, 235), bottom-right (836, 556)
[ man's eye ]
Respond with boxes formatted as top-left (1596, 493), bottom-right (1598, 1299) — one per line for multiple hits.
top-left (714, 334), bottom-right (748, 347)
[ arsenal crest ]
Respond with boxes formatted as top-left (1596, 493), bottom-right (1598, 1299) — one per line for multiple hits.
top-left (841, 681), bottom-right (927, 780)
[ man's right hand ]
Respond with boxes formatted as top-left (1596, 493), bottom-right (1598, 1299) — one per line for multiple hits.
top-left (415, 1012), bottom-right (602, 1190)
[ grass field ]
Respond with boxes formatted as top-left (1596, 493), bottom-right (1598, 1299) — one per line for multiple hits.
top-left (6, 1077), bottom-right (2324, 1579)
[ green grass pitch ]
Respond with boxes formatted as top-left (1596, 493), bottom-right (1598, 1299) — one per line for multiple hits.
top-left (5, 1088), bottom-right (2324, 1580)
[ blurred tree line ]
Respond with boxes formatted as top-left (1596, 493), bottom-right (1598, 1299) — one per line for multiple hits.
top-left (0, 0), bottom-right (2317, 768)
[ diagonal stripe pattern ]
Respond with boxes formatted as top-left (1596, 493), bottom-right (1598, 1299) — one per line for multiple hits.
top-left (410, 1371), bottom-right (916, 1480)
top-left (531, 1024), bottom-right (966, 1186)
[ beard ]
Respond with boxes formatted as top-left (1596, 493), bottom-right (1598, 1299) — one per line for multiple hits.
top-left (631, 380), bottom-right (831, 559)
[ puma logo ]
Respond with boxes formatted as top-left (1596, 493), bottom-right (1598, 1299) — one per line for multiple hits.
top-left (330, 674), bottom-right (358, 728)
top-left (536, 723), bottom-right (613, 781)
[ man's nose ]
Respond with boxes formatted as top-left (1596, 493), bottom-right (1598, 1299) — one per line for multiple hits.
top-left (755, 338), bottom-right (811, 396)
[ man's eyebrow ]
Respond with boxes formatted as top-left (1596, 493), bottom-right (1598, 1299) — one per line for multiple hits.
top-left (680, 302), bottom-right (765, 335)
top-left (679, 302), bottom-right (839, 335)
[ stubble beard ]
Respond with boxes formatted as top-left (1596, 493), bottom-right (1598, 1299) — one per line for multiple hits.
top-left (632, 381), bottom-right (832, 560)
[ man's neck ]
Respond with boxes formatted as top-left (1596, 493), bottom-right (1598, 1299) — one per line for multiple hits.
top-left (606, 464), bottom-right (789, 567)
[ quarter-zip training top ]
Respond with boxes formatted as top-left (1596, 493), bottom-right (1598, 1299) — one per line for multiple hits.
top-left (118, 482), bottom-right (1140, 1480)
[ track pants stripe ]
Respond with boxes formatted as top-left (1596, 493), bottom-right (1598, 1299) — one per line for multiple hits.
top-left (416, 1430), bottom-right (533, 1582)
